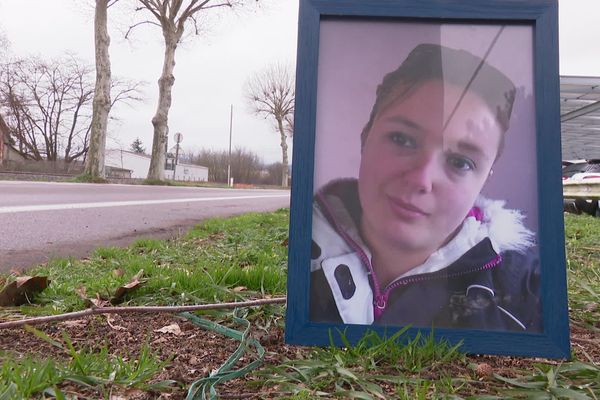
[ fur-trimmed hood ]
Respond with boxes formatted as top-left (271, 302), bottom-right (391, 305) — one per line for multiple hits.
top-left (473, 196), bottom-right (536, 254)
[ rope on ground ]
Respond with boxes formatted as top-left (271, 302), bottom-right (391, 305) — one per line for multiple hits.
top-left (0, 297), bottom-right (287, 329)
top-left (183, 309), bottom-right (265, 400)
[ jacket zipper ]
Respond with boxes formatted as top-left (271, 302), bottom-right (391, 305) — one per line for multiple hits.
top-left (316, 192), bottom-right (386, 310)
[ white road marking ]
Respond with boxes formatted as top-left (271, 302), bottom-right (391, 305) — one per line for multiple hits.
top-left (0, 195), bottom-right (290, 214)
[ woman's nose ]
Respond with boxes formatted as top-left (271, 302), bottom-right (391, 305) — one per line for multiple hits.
top-left (402, 153), bottom-right (438, 193)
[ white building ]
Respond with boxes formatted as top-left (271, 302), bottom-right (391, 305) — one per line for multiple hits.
top-left (0, 114), bottom-right (26, 167)
top-left (105, 149), bottom-right (208, 182)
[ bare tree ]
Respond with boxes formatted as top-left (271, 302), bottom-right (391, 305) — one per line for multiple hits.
top-left (85, 0), bottom-right (121, 178)
top-left (184, 147), bottom-right (264, 184)
top-left (245, 63), bottom-right (294, 187)
top-left (0, 57), bottom-right (95, 163)
top-left (128, 0), bottom-right (254, 181)
top-left (0, 56), bottom-right (142, 165)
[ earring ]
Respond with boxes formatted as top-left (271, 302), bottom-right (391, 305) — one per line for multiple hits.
top-left (489, 169), bottom-right (494, 177)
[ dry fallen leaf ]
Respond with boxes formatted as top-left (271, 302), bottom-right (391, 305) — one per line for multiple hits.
top-left (154, 323), bottom-right (182, 336)
top-left (60, 320), bottom-right (89, 329)
top-left (189, 355), bottom-right (201, 365)
top-left (88, 293), bottom-right (110, 308)
top-left (0, 276), bottom-right (50, 306)
top-left (475, 363), bottom-right (493, 378)
top-left (16, 276), bottom-right (48, 289)
top-left (106, 315), bottom-right (126, 331)
top-left (110, 391), bottom-right (147, 400)
top-left (110, 280), bottom-right (142, 304)
top-left (152, 337), bottom-right (168, 345)
top-left (110, 270), bottom-right (145, 305)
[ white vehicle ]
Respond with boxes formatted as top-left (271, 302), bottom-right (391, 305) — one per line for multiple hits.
top-left (564, 172), bottom-right (600, 183)
top-left (563, 172), bottom-right (600, 217)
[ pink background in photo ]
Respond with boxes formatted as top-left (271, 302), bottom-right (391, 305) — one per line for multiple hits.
top-left (313, 20), bottom-right (538, 232)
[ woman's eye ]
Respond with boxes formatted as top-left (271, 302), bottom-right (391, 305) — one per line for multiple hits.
top-left (388, 132), bottom-right (416, 148)
top-left (447, 155), bottom-right (476, 172)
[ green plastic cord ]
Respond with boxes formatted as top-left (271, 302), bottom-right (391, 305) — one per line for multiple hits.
top-left (181, 309), bottom-right (265, 400)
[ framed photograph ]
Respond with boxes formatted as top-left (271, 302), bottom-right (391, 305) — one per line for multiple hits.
top-left (285, 0), bottom-right (570, 358)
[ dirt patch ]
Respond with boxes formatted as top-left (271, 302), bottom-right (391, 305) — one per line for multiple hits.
top-left (0, 314), bottom-right (598, 399)
top-left (0, 313), bottom-right (297, 399)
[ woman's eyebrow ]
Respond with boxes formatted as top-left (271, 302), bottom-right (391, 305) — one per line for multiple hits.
top-left (386, 115), bottom-right (423, 131)
top-left (453, 140), bottom-right (488, 160)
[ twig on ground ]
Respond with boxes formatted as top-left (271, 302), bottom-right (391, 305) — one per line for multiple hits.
top-left (571, 337), bottom-right (600, 344)
top-left (578, 246), bottom-right (600, 252)
top-left (0, 297), bottom-right (287, 329)
top-left (219, 393), bottom-right (260, 399)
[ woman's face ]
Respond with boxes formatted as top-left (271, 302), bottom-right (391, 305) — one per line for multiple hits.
top-left (358, 80), bottom-right (502, 255)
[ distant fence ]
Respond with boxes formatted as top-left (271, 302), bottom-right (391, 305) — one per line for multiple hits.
top-left (0, 160), bottom-right (84, 175)
top-left (563, 181), bottom-right (600, 200)
top-left (0, 170), bottom-right (75, 182)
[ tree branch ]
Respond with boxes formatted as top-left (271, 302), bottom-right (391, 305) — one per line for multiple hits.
top-left (0, 297), bottom-right (287, 329)
top-left (125, 20), bottom-right (162, 39)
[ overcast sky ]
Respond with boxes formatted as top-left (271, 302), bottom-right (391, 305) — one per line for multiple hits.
top-left (0, 0), bottom-right (598, 164)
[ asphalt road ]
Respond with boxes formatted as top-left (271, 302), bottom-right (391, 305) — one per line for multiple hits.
top-left (0, 181), bottom-right (290, 271)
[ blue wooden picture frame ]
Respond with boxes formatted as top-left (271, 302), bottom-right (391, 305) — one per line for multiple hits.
top-left (285, 0), bottom-right (570, 358)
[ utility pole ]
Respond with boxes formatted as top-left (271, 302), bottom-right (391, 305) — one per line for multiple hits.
top-left (227, 104), bottom-right (233, 187)
top-left (173, 132), bottom-right (183, 180)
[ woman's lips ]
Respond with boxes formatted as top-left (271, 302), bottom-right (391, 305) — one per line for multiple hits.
top-left (387, 196), bottom-right (430, 220)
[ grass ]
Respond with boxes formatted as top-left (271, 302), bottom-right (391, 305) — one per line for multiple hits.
top-left (0, 210), bottom-right (598, 398)
top-left (564, 214), bottom-right (600, 329)
top-left (0, 328), bottom-right (173, 398)
top-left (258, 328), bottom-right (465, 399)
top-left (13, 209), bottom-right (289, 316)
top-left (141, 178), bottom-right (174, 186)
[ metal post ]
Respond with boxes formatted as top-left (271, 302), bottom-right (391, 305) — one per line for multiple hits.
top-left (227, 104), bottom-right (233, 187)
top-left (173, 141), bottom-right (180, 180)
top-left (172, 132), bottom-right (183, 181)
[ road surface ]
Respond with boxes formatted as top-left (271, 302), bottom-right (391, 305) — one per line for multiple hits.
top-left (0, 181), bottom-right (290, 271)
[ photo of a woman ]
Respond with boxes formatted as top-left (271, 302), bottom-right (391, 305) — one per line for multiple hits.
top-left (309, 33), bottom-right (542, 332)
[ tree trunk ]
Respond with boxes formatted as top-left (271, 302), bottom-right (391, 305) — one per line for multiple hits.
top-left (84, 0), bottom-right (111, 178)
top-left (277, 117), bottom-right (289, 187)
top-left (147, 35), bottom-right (178, 181)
